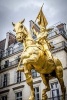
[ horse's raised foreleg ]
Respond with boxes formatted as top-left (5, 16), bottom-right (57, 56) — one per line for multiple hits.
top-left (24, 64), bottom-right (35, 100)
top-left (17, 58), bottom-right (24, 72)
top-left (40, 74), bottom-right (50, 100)
top-left (55, 66), bottom-right (66, 100)
top-left (23, 53), bottom-right (39, 64)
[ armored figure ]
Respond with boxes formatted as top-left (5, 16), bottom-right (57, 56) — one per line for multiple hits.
top-left (32, 6), bottom-right (54, 63)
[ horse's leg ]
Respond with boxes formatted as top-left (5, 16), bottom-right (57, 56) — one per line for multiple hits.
top-left (40, 74), bottom-right (50, 100)
top-left (23, 54), bottom-right (39, 64)
top-left (55, 66), bottom-right (66, 100)
top-left (24, 64), bottom-right (35, 100)
top-left (17, 66), bottom-right (24, 72)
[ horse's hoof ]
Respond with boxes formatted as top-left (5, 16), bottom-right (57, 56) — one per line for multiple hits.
top-left (17, 67), bottom-right (20, 71)
top-left (29, 96), bottom-right (34, 100)
top-left (29, 91), bottom-right (35, 100)
top-left (42, 94), bottom-right (48, 100)
top-left (42, 89), bottom-right (48, 100)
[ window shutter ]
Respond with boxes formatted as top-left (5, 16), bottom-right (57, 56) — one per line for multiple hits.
top-left (14, 70), bottom-right (17, 83)
top-left (7, 73), bottom-right (10, 85)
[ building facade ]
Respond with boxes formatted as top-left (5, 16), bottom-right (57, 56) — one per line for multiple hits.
top-left (0, 22), bottom-right (67, 100)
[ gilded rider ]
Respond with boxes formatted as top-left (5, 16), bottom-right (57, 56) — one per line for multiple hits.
top-left (32, 6), bottom-right (54, 62)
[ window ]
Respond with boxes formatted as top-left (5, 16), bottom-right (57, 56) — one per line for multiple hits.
top-left (0, 73), bottom-right (10, 87)
top-left (34, 87), bottom-right (39, 100)
top-left (0, 66), bottom-right (1, 70)
top-left (17, 72), bottom-right (21, 83)
top-left (50, 82), bottom-right (60, 100)
top-left (48, 31), bottom-right (56, 38)
top-left (1, 95), bottom-right (7, 100)
top-left (16, 56), bottom-right (20, 62)
top-left (14, 71), bottom-right (23, 83)
top-left (4, 60), bottom-right (9, 68)
top-left (15, 91), bottom-right (22, 100)
top-left (3, 74), bottom-right (7, 87)
top-left (31, 69), bottom-right (37, 78)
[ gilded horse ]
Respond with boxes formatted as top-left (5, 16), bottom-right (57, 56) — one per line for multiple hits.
top-left (12, 19), bottom-right (66, 100)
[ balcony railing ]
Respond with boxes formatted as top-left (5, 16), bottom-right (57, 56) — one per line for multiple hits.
top-left (52, 41), bottom-right (67, 53)
top-left (48, 26), bottom-right (67, 39)
top-left (1, 45), bottom-right (23, 58)
top-left (0, 59), bottom-right (19, 71)
top-left (0, 41), bottom-right (67, 59)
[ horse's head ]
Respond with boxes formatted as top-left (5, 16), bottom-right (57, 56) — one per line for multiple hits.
top-left (12, 19), bottom-right (28, 42)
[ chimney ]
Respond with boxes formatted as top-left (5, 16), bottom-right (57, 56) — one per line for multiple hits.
top-left (57, 23), bottom-right (66, 33)
top-left (5, 32), bottom-right (9, 50)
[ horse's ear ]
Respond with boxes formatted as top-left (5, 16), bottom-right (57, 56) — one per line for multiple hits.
top-left (21, 19), bottom-right (25, 24)
top-left (12, 22), bottom-right (15, 26)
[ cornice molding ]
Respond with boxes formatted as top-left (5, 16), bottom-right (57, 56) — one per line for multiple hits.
top-left (0, 89), bottom-right (9, 94)
top-left (13, 85), bottom-right (24, 90)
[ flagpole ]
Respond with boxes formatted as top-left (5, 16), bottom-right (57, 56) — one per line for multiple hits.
top-left (41, 3), bottom-right (44, 10)
top-left (35, 3), bottom-right (44, 22)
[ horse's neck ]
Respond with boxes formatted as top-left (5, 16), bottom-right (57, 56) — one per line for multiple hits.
top-left (23, 35), bottom-right (34, 49)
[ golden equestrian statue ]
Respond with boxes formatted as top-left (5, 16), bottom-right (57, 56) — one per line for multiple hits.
top-left (12, 5), bottom-right (66, 100)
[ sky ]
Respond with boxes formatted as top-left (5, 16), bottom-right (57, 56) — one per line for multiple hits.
top-left (0, 0), bottom-right (67, 41)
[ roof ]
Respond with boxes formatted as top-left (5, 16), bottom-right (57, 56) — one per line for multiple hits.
top-left (0, 32), bottom-right (17, 51)
top-left (8, 32), bottom-right (17, 46)
top-left (0, 39), bottom-right (6, 50)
